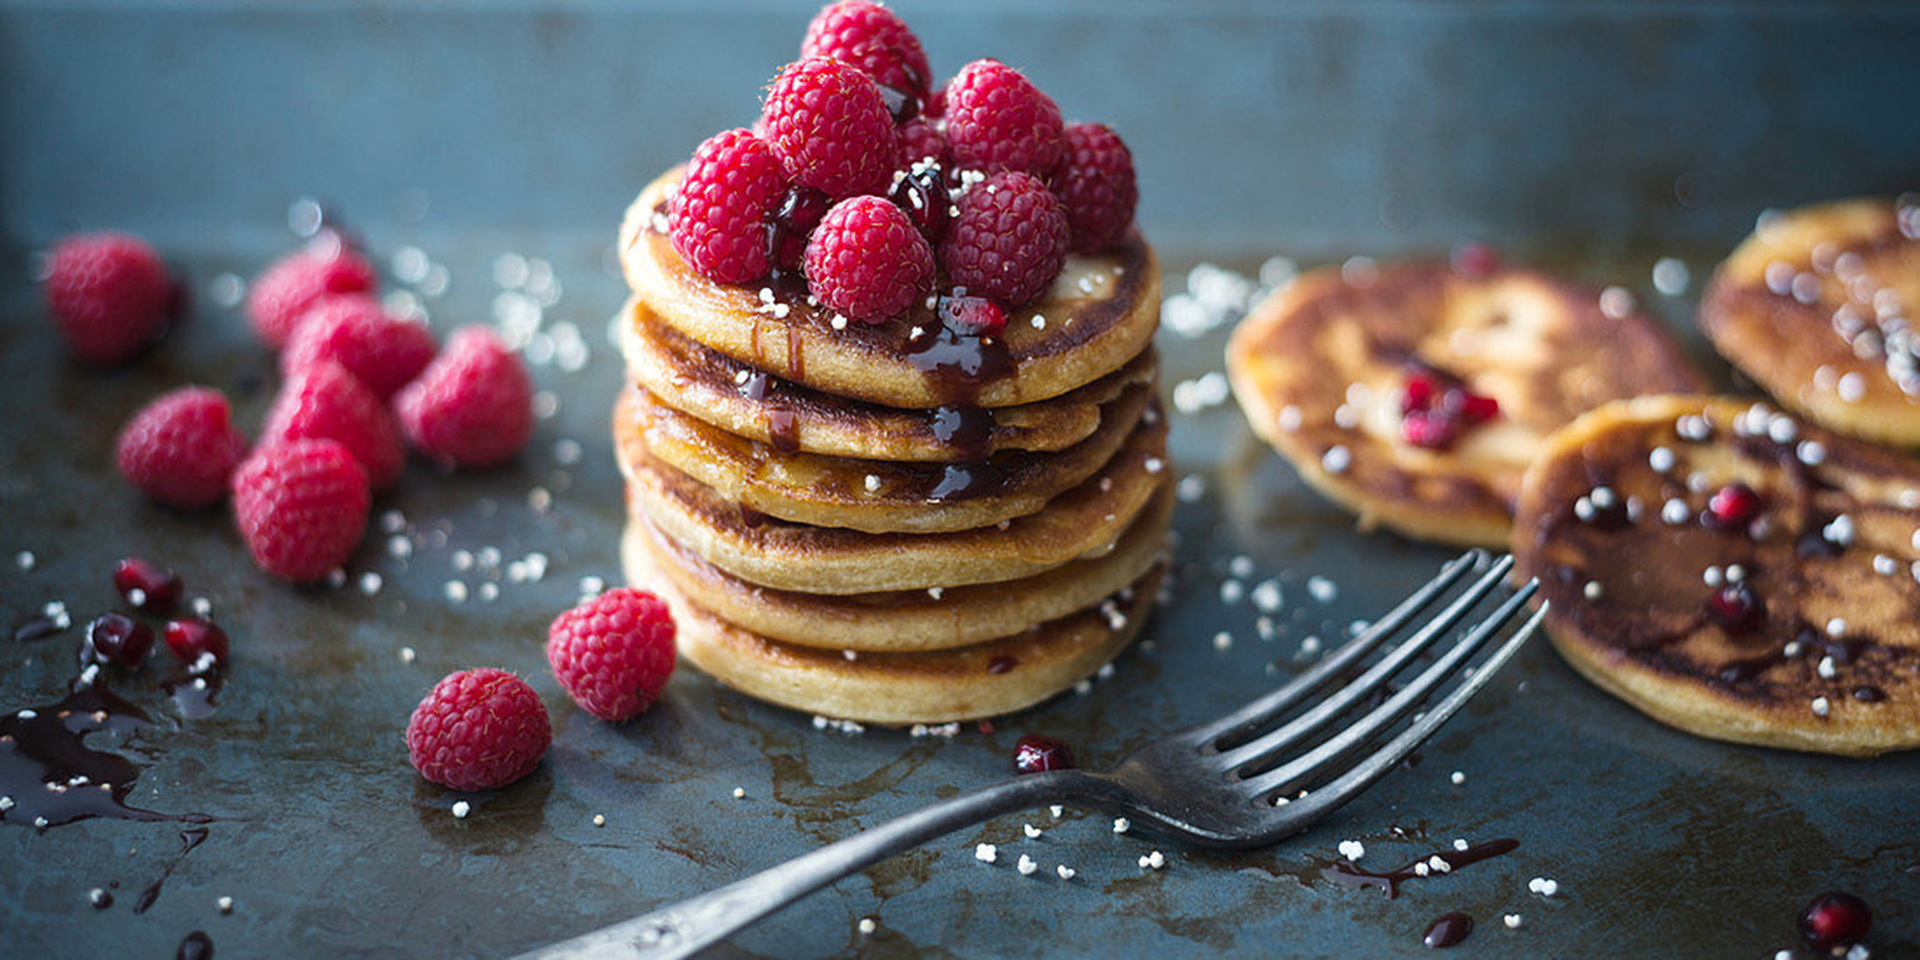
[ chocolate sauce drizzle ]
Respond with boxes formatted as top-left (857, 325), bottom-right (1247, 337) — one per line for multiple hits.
top-left (1319, 838), bottom-right (1520, 898)
top-left (1422, 912), bottom-right (1474, 948)
top-left (0, 676), bottom-right (212, 828)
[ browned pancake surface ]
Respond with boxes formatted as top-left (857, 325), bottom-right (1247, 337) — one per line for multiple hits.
top-left (1513, 394), bottom-right (1920, 757)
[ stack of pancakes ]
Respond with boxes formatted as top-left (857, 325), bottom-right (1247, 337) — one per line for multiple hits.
top-left (612, 169), bottom-right (1169, 725)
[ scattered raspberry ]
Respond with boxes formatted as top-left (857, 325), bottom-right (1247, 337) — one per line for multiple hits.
top-left (941, 171), bottom-right (1069, 305)
top-left (395, 326), bottom-right (534, 469)
top-left (406, 668), bottom-right (551, 791)
top-left (115, 386), bottom-right (249, 509)
top-left (800, 1), bottom-right (932, 109)
top-left (231, 439), bottom-right (371, 583)
top-left (281, 295), bottom-right (436, 400)
top-left (670, 129), bottom-right (789, 285)
top-left (761, 57), bottom-right (897, 199)
top-left (41, 232), bottom-right (175, 366)
top-left (546, 588), bottom-right (678, 722)
top-left (943, 59), bottom-right (1065, 178)
top-left (897, 117), bottom-right (949, 169)
top-left (164, 618), bottom-right (230, 669)
top-left (114, 558), bottom-right (183, 615)
top-left (804, 196), bottom-right (935, 323)
top-left (1055, 123), bottom-right (1138, 252)
top-left (245, 238), bottom-right (378, 349)
top-left (262, 360), bottom-right (405, 491)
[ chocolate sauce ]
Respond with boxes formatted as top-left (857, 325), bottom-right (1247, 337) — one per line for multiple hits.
top-left (929, 406), bottom-right (995, 460)
top-left (737, 505), bottom-right (768, 529)
top-left (13, 616), bottom-right (63, 643)
top-left (91, 889), bottom-right (113, 909)
top-left (1852, 685), bottom-right (1887, 702)
top-left (987, 655), bottom-right (1017, 675)
top-left (738, 371), bottom-right (770, 401)
top-left (166, 677), bottom-right (222, 720)
top-left (135, 826), bottom-right (211, 914)
top-left (1321, 838), bottom-right (1520, 899)
top-left (1422, 912), bottom-right (1473, 948)
top-left (906, 325), bottom-right (1013, 406)
top-left (786, 316), bottom-right (807, 382)
top-left (766, 409), bottom-right (801, 454)
top-left (0, 677), bottom-right (174, 827)
top-left (176, 930), bottom-right (213, 960)
top-left (927, 463), bottom-right (1007, 502)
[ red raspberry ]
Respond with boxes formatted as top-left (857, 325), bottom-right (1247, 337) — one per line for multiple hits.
top-left (116, 386), bottom-right (249, 509)
top-left (546, 588), bottom-right (677, 722)
top-left (943, 59), bottom-right (1065, 178)
top-left (231, 439), bottom-right (370, 583)
top-left (804, 196), bottom-right (935, 324)
top-left (281, 295), bottom-right (437, 400)
top-left (800, 1), bottom-right (932, 109)
top-left (42, 232), bottom-right (174, 367)
top-left (941, 171), bottom-right (1069, 306)
top-left (406, 668), bottom-right (551, 791)
top-left (245, 239), bottom-right (378, 349)
top-left (262, 360), bottom-right (405, 491)
top-left (761, 57), bottom-right (897, 199)
top-left (1055, 123), bottom-right (1138, 252)
top-left (670, 129), bottom-right (789, 285)
top-left (898, 117), bottom-right (948, 168)
top-left (395, 326), bottom-right (534, 469)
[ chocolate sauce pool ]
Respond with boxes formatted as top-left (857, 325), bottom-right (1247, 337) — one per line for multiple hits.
top-left (0, 674), bottom-right (212, 827)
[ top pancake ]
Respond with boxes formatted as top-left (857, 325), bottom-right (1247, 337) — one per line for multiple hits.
top-left (1227, 260), bottom-right (1705, 547)
top-left (620, 168), bottom-right (1162, 409)
top-left (1699, 197), bottom-right (1920, 446)
top-left (1513, 394), bottom-right (1920, 757)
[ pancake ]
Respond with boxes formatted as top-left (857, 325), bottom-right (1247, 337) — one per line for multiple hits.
top-left (624, 484), bottom-right (1172, 652)
top-left (621, 296), bottom-right (1159, 462)
top-left (626, 529), bottom-right (1163, 724)
top-left (1513, 394), bottom-right (1920, 757)
top-left (1227, 260), bottom-right (1705, 548)
top-left (614, 376), bottom-right (1153, 535)
top-left (619, 168), bottom-right (1162, 409)
top-left (617, 407), bottom-right (1171, 595)
top-left (1699, 197), bottom-right (1920, 446)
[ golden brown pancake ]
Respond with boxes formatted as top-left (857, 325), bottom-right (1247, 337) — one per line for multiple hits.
top-left (623, 485), bottom-right (1172, 652)
top-left (1513, 394), bottom-right (1920, 757)
top-left (626, 529), bottom-right (1163, 725)
top-left (615, 379), bottom-right (1153, 535)
top-left (1699, 197), bottom-right (1920, 446)
top-left (621, 297), bottom-right (1159, 462)
top-left (1227, 260), bottom-right (1705, 547)
top-left (620, 168), bottom-right (1162, 409)
top-left (616, 407), bottom-right (1171, 595)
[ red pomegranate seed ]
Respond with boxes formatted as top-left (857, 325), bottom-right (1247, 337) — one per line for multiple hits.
top-left (1013, 733), bottom-right (1074, 774)
top-left (86, 613), bottom-right (155, 668)
top-left (1460, 392), bottom-right (1500, 423)
top-left (1705, 483), bottom-right (1763, 531)
top-left (766, 186), bottom-right (831, 273)
top-left (113, 557), bottom-right (182, 615)
top-left (938, 294), bottom-right (1007, 337)
top-left (1706, 583), bottom-right (1765, 634)
top-left (1800, 891), bottom-right (1872, 950)
top-left (164, 618), bottom-right (230, 669)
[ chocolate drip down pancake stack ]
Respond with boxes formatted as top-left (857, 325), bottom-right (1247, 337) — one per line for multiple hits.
top-left (614, 171), bottom-right (1168, 724)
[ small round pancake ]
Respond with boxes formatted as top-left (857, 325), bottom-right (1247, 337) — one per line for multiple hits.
top-left (621, 296), bottom-right (1159, 462)
top-left (1227, 260), bottom-right (1705, 547)
top-left (1699, 197), bottom-right (1920, 446)
top-left (627, 530), bottom-right (1163, 725)
top-left (620, 168), bottom-right (1162, 409)
top-left (617, 406), bottom-right (1171, 595)
top-left (623, 485), bottom-right (1172, 652)
top-left (614, 379), bottom-right (1153, 535)
top-left (1513, 394), bottom-right (1920, 757)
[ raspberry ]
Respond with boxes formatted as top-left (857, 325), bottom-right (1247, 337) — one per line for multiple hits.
top-left (406, 668), bottom-right (551, 791)
top-left (115, 386), bottom-right (249, 509)
top-left (42, 232), bottom-right (174, 367)
top-left (394, 326), bottom-right (534, 469)
top-left (1055, 123), bottom-right (1138, 252)
top-left (281, 296), bottom-right (437, 400)
top-left (943, 59), bottom-right (1064, 178)
top-left (800, 1), bottom-right (932, 110)
top-left (941, 171), bottom-right (1069, 306)
top-left (670, 129), bottom-right (789, 285)
top-left (546, 588), bottom-right (677, 722)
top-left (761, 57), bottom-right (897, 199)
top-left (898, 117), bottom-right (949, 169)
top-left (231, 439), bottom-right (370, 583)
top-left (245, 238), bottom-right (378, 349)
top-left (262, 360), bottom-right (405, 491)
top-left (804, 196), bottom-right (935, 323)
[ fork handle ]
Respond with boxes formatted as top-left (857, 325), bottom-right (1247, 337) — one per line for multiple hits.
top-left (517, 770), bottom-right (1099, 960)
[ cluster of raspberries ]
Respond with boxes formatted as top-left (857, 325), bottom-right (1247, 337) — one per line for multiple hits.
top-left (42, 230), bottom-right (536, 584)
top-left (668, 0), bottom-right (1138, 332)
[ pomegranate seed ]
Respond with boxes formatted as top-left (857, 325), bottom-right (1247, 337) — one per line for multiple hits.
top-left (1401, 370), bottom-right (1441, 415)
top-left (164, 618), bottom-right (230, 669)
top-left (1402, 410), bottom-right (1460, 450)
top-left (937, 293), bottom-right (1007, 337)
top-left (114, 557), bottom-right (182, 615)
top-left (1013, 733), bottom-right (1073, 775)
top-left (888, 161), bottom-right (951, 245)
top-left (1800, 891), bottom-right (1872, 950)
top-left (1451, 242), bottom-right (1502, 278)
top-left (1706, 583), bottom-right (1765, 634)
top-left (1460, 392), bottom-right (1500, 423)
top-left (86, 612), bottom-right (155, 668)
top-left (1704, 483), bottom-right (1763, 531)
top-left (766, 186), bottom-right (831, 273)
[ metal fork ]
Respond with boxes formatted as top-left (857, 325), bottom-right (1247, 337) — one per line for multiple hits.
top-left (517, 551), bottom-right (1543, 960)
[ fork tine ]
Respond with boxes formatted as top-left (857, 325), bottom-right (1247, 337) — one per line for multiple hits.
top-left (1235, 580), bottom-right (1538, 798)
top-left (1265, 602), bottom-right (1547, 817)
top-left (1192, 550), bottom-right (1486, 746)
